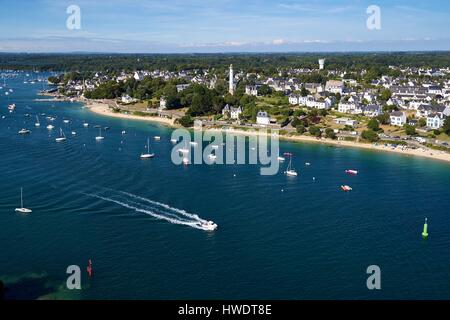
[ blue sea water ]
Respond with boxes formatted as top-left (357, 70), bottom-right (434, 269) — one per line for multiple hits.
top-left (1, 73), bottom-right (450, 300)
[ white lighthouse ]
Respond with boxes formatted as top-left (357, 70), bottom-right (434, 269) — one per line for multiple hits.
top-left (229, 64), bottom-right (234, 95)
top-left (318, 59), bottom-right (325, 70)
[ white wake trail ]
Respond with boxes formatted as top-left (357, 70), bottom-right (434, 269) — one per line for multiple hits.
top-left (119, 191), bottom-right (206, 222)
top-left (86, 193), bottom-right (205, 230)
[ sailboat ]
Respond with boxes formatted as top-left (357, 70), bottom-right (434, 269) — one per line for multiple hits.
top-left (55, 128), bottom-right (67, 142)
top-left (95, 127), bottom-right (104, 141)
top-left (140, 138), bottom-right (155, 159)
top-left (15, 188), bottom-right (32, 213)
top-left (284, 153), bottom-right (298, 176)
top-left (35, 115), bottom-right (40, 127)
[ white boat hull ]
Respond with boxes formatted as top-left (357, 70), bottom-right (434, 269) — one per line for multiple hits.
top-left (15, 208), bottom-right (32, 214)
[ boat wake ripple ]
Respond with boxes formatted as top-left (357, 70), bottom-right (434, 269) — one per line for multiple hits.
top-left (84, 190), bottom-right (207, 230)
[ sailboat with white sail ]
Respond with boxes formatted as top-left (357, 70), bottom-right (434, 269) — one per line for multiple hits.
top-left (55, 128), bottom-right (67, 142)
top-left (140, 138), bottom-right (155, 159)
top-left (284, 153), bottom-right (297, 176)
top-left (15, 188), bottom-right (32, 213)
top-left (95, 127), bottom-right (104, 141)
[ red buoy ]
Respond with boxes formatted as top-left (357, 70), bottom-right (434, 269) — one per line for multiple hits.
top-left (87, 259), bottom-right (93, 278)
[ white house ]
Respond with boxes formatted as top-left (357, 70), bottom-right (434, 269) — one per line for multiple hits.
top-left (289, 94), bottom-right (300, 105)
top-left (256, 111), bottom-right (270, 125)
top-left (176, 84), bottom-right (190, 92)
top-left (426, 114), bottom-right (445, 129)
top-left (245, 85), bottom-right (261, 96)
top-left (222, 104), bottom-right (242, 120)
top-left (325, 80), bottom-right (344, 94)
top-left (362, 105), bottom-right (383, 117)
top-left (335, 118), bottom-right (358, 127)
top-left (121, 94), bottom-right (135, 104)
top-left (389, 111), bottom-right (407, 126)
top-left (134, 71), bottom-right (144, 81)
top-left (159, 97), bottom-right (167, 110)
top-left (305, 97), bottom-right (333, 109)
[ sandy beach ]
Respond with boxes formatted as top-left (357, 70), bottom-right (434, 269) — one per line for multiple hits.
top-left (214, 128), bottom-right (450, 163)
top-left (85, 101), bottom-right (176, 127)
top-left (84, 101), bottom-right (450, 164)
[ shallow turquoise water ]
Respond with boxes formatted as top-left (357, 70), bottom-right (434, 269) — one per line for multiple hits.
top-left (1, 73), bottom-right (450, 299)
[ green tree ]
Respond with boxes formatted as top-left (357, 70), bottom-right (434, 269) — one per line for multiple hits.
top-left (379, 89), bottom-right (392, 102)
top-left (376, 113), bottom-right (390, 125)
top-left (403, 124), bottom-right (416, 136)
top-left (367, 118), bottom-right (381, 131)
top-left (258, 84), bottom-right (271, 96)
top-left (308, 125), bottom-right (322, 137)
top-left (361, 129), bottom-right (380, 142)
top-left (325, 128), bottom-right (337, 139)
top-left (296, 125), bottom-right (306, 134)
top-left (443, 117), bottom-right (450, 135)
top-left (179, 115), bottom-right (194, 127)
top-left (418, 118), bottom-right (427, 128)
top-left (300, 86), bottom-right (309, 97)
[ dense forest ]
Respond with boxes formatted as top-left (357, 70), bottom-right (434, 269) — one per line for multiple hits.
top-left (1, 52), bottom-right (450, 73)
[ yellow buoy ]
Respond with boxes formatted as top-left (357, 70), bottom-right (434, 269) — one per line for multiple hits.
top-left (422, 218), bottom-right (428, 239)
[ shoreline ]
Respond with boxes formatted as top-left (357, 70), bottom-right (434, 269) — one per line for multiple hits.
top-left (83, 100), bottom-right (450, 164)
top-left (85, 101), bottom-right (177, 127)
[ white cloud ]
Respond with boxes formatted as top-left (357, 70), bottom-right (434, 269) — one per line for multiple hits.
top-left (272, 38), bottom-right (285, 45)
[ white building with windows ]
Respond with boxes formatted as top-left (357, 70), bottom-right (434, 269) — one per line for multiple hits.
top-left (121, 94), bottom-right (135, 104)
top-left (427, 114), bottom-right (445, 129)
top-left (245, 85), bottom-right (261, 96)
top-left (325, 80), bottom-right (344, 94)
top-left (389, 111), bottom-right (407, 126)
top-left (256, 111), bottom-right (270, 125)
top-left (159, 97), bottom-right (167, 110)
top-left (222, 104), bottom-right (242, 120)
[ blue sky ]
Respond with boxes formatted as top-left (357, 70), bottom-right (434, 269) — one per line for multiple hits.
top-left (0, 0), bottom-right (449, 52)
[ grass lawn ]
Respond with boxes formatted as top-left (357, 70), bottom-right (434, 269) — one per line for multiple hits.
top-left (436, 133), bottom-right (450, 142)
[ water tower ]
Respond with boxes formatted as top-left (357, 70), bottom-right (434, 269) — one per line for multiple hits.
top-left (318, 59), bottom-right (325, 70)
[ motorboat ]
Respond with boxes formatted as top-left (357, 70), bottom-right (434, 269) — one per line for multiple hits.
top-left (46, 124), bottom-right (55, 130)
top-left (18, 128), bottom-right (31, 135)
top-left (198, 220), bottom-right (218, 231)
top-left (341, 185), bottom-right (353, 192)
top-left (345, 170), bottom-right (358, 175)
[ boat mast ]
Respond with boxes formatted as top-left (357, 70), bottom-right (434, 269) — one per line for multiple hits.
top-left (20, 188), bottom-right (23, 208)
